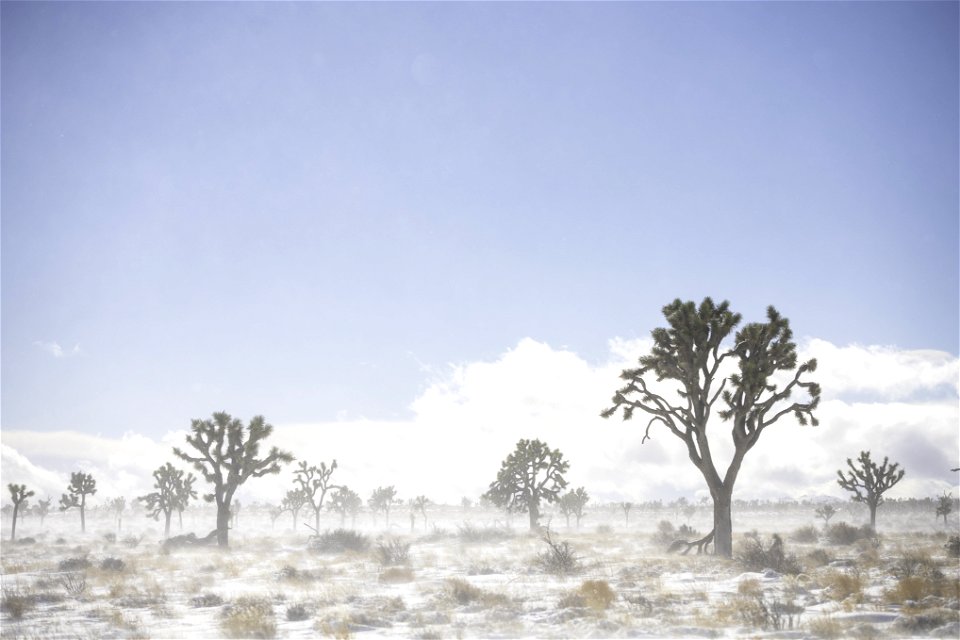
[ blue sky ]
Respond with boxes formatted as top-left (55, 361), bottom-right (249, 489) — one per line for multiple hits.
top-left (3, 1), bottom-right (958, 440)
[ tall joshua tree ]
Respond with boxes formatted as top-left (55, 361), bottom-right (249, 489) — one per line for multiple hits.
top-left (559, 487), bottom-right (589, 528)
top-left (106, 497), bottom-right (126, 533)
top-left (35, 498), bottom-right (51, 528)
top-left (8, 484), bottom-right (35, 541)
top-left (603, 298), bottom-right (820, 557)
top-left (412, 495), bottom-right (430, 529)
top-left (814, 504), bottom-right (837, 529)
top-left (837, 450), bottom-right (904, 529)
top-left (140, 463), bottom-right (197, 538)
top-left (59, 471), bottom-right (97, 533)
top-left (483, 438), bottom-right (569, 531)
top-left (173, 412), bottom-right (293, 547)
top-left (293, 460), bottom-right (339, 533)
top-left (621, 501), bottom-right (633, 527)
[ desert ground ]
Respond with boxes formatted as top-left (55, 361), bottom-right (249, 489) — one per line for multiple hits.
top-left (1, 501), bottom-right (958, 639)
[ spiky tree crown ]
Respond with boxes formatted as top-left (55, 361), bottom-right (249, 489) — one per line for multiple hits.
top-left (59, 471), bottom-right (96, 511)
top-left (280, 488), bottom-right (308, 512)
top-left (140, 463), bottom-right (197, 520)
top-left (8, 484), bottom-right (35, 506)
top-left (602, 298), bottom-right (820, 459)
top-left (173, 412), bottom-right (294, 503)
top-left (368, 486), bottom-right (399, 513)
top-left (294, 459), bottom-right (339, 509)
top-left (484, 438), bottom-right (569, 514)
top-left (837, 450), bottom-right (905, 506)
top-left (329, 486), bottom-right (362, 515)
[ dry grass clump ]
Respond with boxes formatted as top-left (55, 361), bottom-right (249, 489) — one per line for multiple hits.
top-left (579, 580), bottom-right (616, 611)
top-left (883, 549), bottom-right (960, 605)
top-left (456, 522), bottom-right (514, 544)
top-left (57, 556), bottom-right (91, 572)
top-left (191, 592), bottom-right (224, 607)
top-left (444, 577), bottom-right (510, 607)
top-left (714, 579), bottom-right (803, 631)
top-left (946, 536), bottom-right (960, 558)
top-left (807, 614), bottom-right (844, 639)
top-left (820, 568), bottom-right (865, 603)
top-left (892, 607), bottom-right (958, 633)
top-left (378, 567), bottom-right (415, 583)
top-left (221, 596), bottom-right (277, 639)
top-left (285, 602), bottom-right (311, 621)
top-left (1, 588), bottom-right (34, 620)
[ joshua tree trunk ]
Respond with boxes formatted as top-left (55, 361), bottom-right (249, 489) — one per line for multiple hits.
top-left (712, 488), bottom-right (733, 557)
top-left (178, 509), bottom-right (183, 531)
top-left (868, 502), bottom-right (877, 529)
top-left (80, 495), bottom-right (86, 533)
top-left (315, 509), bottom-right (321, 534)
top-left (528, 501), bottom-right (540, 531)
top-left (216, 501), bottom-right (231, 547)
top-left (164, 511), bottom-right (172, 538)
top-left (10, 504), bottom-right (19, 541)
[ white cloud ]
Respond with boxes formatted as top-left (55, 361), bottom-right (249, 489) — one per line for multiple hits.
top-left (33, 340), bottom-right (81, 358)
top-left (2, 338), bottom-right (957, 508)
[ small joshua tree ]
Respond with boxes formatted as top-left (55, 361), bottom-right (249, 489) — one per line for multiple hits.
top-left (368, 486), bottom-right (400, 527)
top-left (140, 463), bottom-right (197, 538)
top-left (59, 471), bottom-right (97, 533)
top-left (621, 501), bottom-right (633, 527)
top-left (35, 497), bottom-right (51, 528)
top-left (461, 497), bottom-right (473, 511)
top-left (814, 504), bottom-right (837, 529)
top-left (837, 450), bottom-right (904, 529)
top-left (105, 497), bottom-right (126, 533)
top-left (8, 484), bottom-right (35, 541)
top-left (936, 492), bottom-right (953, 526)
top-left (280, 489), bottom-right (308, 531)
top-left (559, 487), bottom-right (589, 528)
top-left (483, 439), bottom-right (569, 531)
top-left (173, 412), bottom-right (293, 547)
top-left (412, 495), bottom-right (430, 529)
top-left (293, 460), bottom-right (339, 533)
top-left (328, 486), bottom-right (362, 527)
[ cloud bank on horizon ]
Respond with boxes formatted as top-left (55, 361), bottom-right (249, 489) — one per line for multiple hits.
top-left (3, 336), bottom-right (956, 507)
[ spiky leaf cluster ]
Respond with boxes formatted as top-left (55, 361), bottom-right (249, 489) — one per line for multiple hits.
top-left (59, 471), bottom-right (96, 511)
top-left (483, 439), bottom-right (569, 514)
top-left (368, 486), bottom-right (399, 515)
top-left (558, 487), bottom-right (589, 519)
top-left (280, 488), bottom-right (308, 514)
top-left (837, 450), bottom-right (904, 508)
top-left (173, 412), bottom-right (293, 503)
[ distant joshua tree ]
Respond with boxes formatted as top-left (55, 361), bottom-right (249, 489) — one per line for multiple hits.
top-left (814, 504), bottom-right (838, 529)
top-left (173, 412), bottom-right (293, 547)
top-left (293, 460), bottom-right (339, 533)
top-left (105, 497), bottom-right (126, 533)
top-left (35, 497), bottom-right (52, 528)
top-left (936, 492), bottom-right (953, 526)
top-left (140, 463), bottom-right (198, 538)
top-left (368, 486), bottom-right (400, 527)
top-left (621, 501), bottom-right (633, 527)
top-left (328, 486), bottom-right (362, 528)
top-left (837, 450), bottom-right (904, 529)
top-left (412, 495), bottom-right (430, 529)
top-left (559, 487), bottom-right (589, 528)
top-left (59, 471), bottom-right (97, 532)
top-left (280, 489), bottom-right (308, 531)
top-left (461, 497), bottom-right (473, 511)
top-left (8, 484), bottom-right (35, 541)
top-left (483, 439), bottom-right (569, 531)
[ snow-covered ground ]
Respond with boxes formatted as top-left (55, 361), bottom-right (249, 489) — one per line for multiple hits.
top-left (1, 504), bottom-right (958, 639)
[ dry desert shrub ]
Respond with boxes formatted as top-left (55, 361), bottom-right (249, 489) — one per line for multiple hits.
top-left (790, 525), bottom-right (819, 543)
top-left (456, 522), bottom-right (514, 544)
top-left (735, 532), bottom-right (802, 574)
top-left (221, 596), bottom-right (277, 639)
top-left (807, 614), bottom-right (844, 639)
top-left (579, 579), bottom-right (616, 611)
top-left (375, 538), bottom-right (410, 566)
top-left (535, 529), bottom-right (581, 575)
top-left (826, 522), bottom-right (874, 546)
top-left (444, 577), bottom-right (510, 607)
top-left (309, 529), bottom-right (370, 554)
top-left (820, 568), bottom-right (865, 603)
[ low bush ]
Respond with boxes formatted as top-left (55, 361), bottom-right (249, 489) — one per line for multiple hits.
top-left (804, 548), bottom-right (833, 569)
top-left (309, 529), bottom-right (370, 554)
top-left (58, 556), bottom-right (91, 572)
top-left (826, 522), bottom-right (874, 546)
top-left (790, 526), bottom-right (819, 543)
top-left (100, 557), bottom-right (125, 572)
top-left (456, 522), bottom-right (514, 544)
top-left (821, 569), bottom-right (864, 603)
top-left (735, 532), bottom-right (801, 575)
top-left (946, 536), bottom-right (959, 558)
top-left (536, 529), bottom-right (581, 575)
top-left (1, 589), bottom-right (33, 620)
top-left (376, 538), bottom-right (411, 566)
top-left (286, 603), bottom-right (310, 621)
top-left (191, 593), bottom-right (224, 608)
top-left (221, 596), bottom-right (276, 639)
